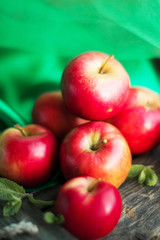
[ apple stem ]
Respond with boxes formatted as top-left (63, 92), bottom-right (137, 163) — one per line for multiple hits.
top-left (88, 178), bottom-right (101, 192)
top-left (14, 124), bottom-right (27, 137)
top-left (91, 139), bottom-right (107, 151)
top-left (147, 165), bottom-right (155, 169)
top-left (99, 55), bottom-right (114, 74)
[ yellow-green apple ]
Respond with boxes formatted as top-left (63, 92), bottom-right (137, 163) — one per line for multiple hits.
top-left (61, 51), bottom-right (130, 120)
top-left (56, 176), bottom-right (122, 240)
top-left (0, 124), bottom-right (58, 187)
top-left (32, 91), bottom-right (88, 141)
top-left (60, 121), bottom-right (132, 188)
top-left (108, 87), bottom-right (160, 154)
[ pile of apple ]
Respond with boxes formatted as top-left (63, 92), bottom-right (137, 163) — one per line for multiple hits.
top-left (0, 51), bottom-right (160, 239)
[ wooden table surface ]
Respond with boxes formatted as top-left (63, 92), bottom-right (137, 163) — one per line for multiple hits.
top-left (0, 145), bottom-right (160, 240)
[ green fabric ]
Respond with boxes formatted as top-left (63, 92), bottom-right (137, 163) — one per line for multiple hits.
top-left (0, 0), bottom-right (160, 59)
top-left (0, 51), bottom-right (159, 128)
top-left (0, 0), bottom-right (160, 126)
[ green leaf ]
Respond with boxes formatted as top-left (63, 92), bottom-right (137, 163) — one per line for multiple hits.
top-left (138, 169), bottom-right (146, 184)
top-left (28, 194), bottom-right (56, 206)
top-left (44, 212), bottom-right (65, 225)
top-left (55, 214), bottom-right (65, 225)
top-left (44, 212), bottom-right (56, 224)
top-left (0, 178), bottom-right (26, 201)
top-left (128, 164), bottom-right (144, 178)
top-left (0, 178), bottom-right (25, 194)
top-left (144, 167), bottom-right (158, 186)
top-left (128, 164), bottom-right (159, 187)
top-left (3, 197), bottom-right (22, 217)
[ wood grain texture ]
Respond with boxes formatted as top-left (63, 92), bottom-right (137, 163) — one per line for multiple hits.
top-left (105, 146), bottom-right (160, 240)
top-left (0, 146), bottom-right (159, 240)
top-left (0, 192), bottom-right (76, 240)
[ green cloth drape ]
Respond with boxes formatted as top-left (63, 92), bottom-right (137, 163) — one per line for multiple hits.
top-left (0, 0), bottom-right (160, 127)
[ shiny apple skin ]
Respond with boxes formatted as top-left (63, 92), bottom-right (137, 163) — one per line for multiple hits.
top-left (0, 124), bottom-right (58, 187)
top-left (56, 176), bottom-right (122, 240)
top-left (109, 87), bottom-right (160, 154)
top-left (32, 91), bottom-right (88, 141)
top-left (61, 51), bottom-right (130, 120)
top-left (60, 121), bottom-right (132, 188)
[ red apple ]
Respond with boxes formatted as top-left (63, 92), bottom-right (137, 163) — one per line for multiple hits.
top-left (108, 87), bottom-right (160, 154)
top-left (60, 121), bottom-right (132, 188)
top-left (61, 51), bottom-right (130, 120)
top-left (32, 91), bottom-right (88, 141)
top-left (0, 124), bottom-right (58, 187)
top-left (56, 176), bottom-right (122, 239)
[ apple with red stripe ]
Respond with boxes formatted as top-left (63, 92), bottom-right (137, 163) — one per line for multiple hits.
top-left (0, 124), bottom-right (58, 187)
top-left (60, 121), bottom-right (132, 188)
top-left (32, 91), bottom-right (88, 141)
top-left (61, 51), bottom-right (130, 120)
top-left (56, 176), bottom-right (122, 239)
top-left (108, 87), bottom-right (160, 154)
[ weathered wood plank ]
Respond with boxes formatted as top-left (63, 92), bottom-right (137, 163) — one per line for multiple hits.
top-left (27, 146), bottom-right (160, 240)
top-left (105, 146), bottom-right (160, 240)
top-left (0, 146), bottom-right (159, 240)
top-left (0, 198), bottom-right (76, 240)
